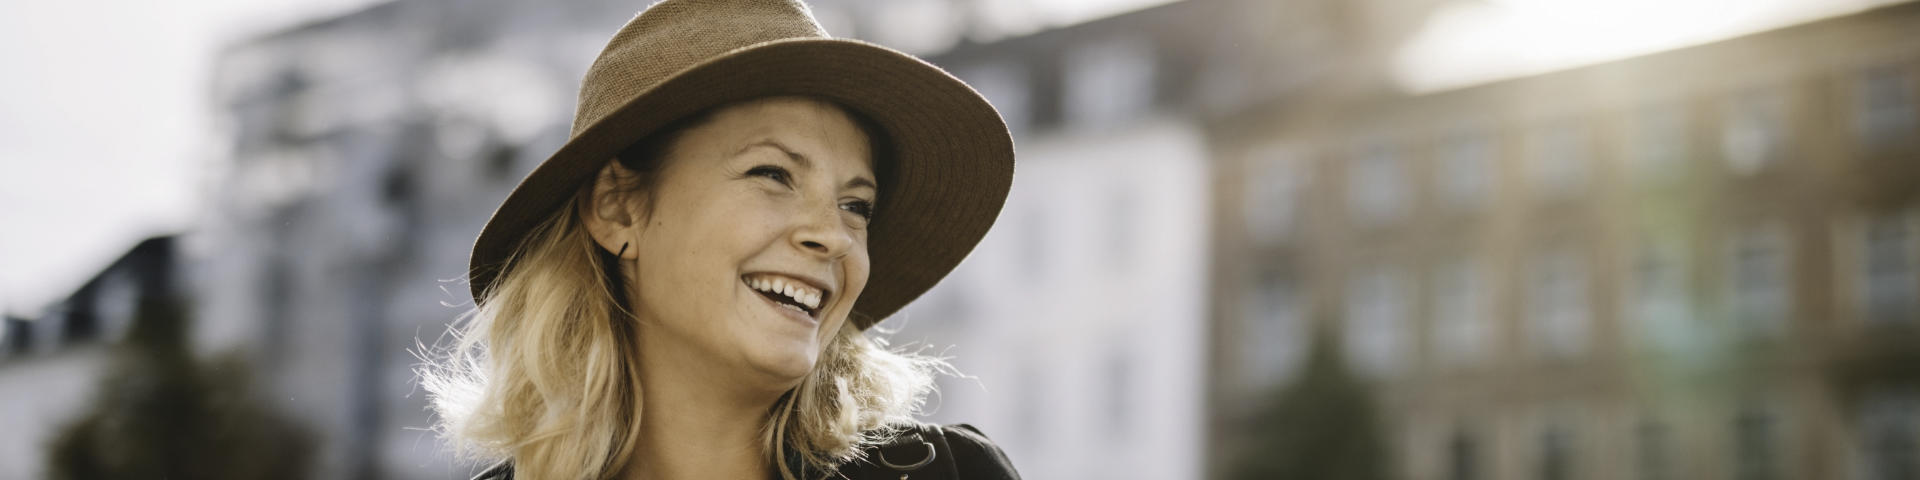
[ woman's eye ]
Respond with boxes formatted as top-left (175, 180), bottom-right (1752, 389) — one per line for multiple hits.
top-left (841, 200), bottom-right (875, 222)
top-left (746, 165), bottom-right (791, 185)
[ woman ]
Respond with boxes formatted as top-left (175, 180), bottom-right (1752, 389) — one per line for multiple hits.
top-left (418, 0), bottom-right (1018, 479)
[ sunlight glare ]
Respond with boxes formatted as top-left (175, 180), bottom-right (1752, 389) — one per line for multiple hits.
top-left (1394, 0), bottom-right (1905, 93)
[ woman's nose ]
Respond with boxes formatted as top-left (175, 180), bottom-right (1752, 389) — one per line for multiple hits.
top-left (790, 204), bottom-right (855, 258)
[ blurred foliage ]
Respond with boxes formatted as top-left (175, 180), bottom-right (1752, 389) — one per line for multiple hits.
top-left (45, 297), bottom-right (314, 480)
top-left (1230, 323), bottom-right (1388, 480)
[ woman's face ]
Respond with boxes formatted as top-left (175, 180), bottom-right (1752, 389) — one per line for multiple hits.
top-left (591, 97), bottom-right (874, 386)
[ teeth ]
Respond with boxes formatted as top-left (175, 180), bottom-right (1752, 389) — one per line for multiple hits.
top-left (744, 273), bottom-right (825, 313)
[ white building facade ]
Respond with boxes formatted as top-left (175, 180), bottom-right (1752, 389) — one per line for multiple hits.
top-left (887, 8), bottom-right (1223, 478)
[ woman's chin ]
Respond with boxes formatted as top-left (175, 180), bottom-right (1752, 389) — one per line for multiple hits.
top-left (741, 339), bottom-right (820, 384)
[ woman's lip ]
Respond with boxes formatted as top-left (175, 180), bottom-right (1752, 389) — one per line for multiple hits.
top-left (747, 281), bottom-right (820, 327)
top-left (740, 271), bottom-right (834, 308)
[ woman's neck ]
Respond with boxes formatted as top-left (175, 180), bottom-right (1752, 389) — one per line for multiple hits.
top-left (623, 332), bottom-right (788, 480)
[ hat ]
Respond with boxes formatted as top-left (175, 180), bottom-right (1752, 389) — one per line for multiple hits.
top-left (468, 0), bottom-right (1014, 329)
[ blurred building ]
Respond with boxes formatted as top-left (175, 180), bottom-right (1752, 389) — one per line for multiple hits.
top-left (0, 236), bottom-right (180, 479)
top-left (1210, 2), bottom-right (1920, 480)
top-left (195, 1), bottom-right (649, 478)
top-left (883, 4), bottom-right (1235, 480)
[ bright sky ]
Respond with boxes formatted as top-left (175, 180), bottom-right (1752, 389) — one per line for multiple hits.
top-left (0, 0), bottom-right (383, 315)
top-left (1394, 0), bottom-right (1907, 93)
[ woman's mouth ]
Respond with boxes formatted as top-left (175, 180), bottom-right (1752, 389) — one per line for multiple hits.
top-left (742, 273), bottom-right (826, 319)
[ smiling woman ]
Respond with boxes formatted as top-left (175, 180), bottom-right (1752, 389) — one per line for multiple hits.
top-left (415, 1), bottom-right (1017, 480)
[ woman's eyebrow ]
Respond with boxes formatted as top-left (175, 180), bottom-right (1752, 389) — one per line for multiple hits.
top-left (739, 140), bottom-right (811, 169)
top-left (741, 139), bottom-right (877, 191)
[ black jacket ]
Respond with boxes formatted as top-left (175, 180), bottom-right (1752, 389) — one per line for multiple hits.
top-left (469, 423), bottom-right (1020, 480)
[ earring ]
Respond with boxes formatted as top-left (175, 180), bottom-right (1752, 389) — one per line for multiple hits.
top-left (617, 242), bottom-right (629, 258)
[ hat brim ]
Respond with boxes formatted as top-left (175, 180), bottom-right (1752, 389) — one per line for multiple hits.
top-left (469, 38), bottom-right (1014, 329)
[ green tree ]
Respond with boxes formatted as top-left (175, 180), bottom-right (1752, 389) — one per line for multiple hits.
top-left (1231, 323), bottom-right (1389, 480)
top-left (46, 297), bottom-right (314, 480)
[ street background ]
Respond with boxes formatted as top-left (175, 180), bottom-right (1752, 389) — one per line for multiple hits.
top-left (3, 0), bottom-right (1918, 479)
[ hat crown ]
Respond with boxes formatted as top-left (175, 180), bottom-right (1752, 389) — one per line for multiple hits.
top-left (574, 0), bottom-right (830, 135)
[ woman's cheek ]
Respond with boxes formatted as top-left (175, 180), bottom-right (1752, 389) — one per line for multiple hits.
top-left (843, 254), bottom-right (872, 303)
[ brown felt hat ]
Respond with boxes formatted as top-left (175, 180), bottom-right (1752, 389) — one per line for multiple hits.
top-left (468, 0), bottom-right (1014, 328)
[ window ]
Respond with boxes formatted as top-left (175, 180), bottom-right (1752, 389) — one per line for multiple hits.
top-left (1539, 423), bottom-right (1575, 480)
top-left (956, 61), bottom-right (1032, 137)
top-left (1527, 120), bottom-right (1591, 197)
top-left (1859, 389), bottom-right (1920, 480)
top-left (35, 310), bottom-right (66, 352)
top-left (1857, 65), bottom-right (1917, 149)
top-left (381, 164), bottom-right (417, 206)
top-left (1245, 270), bottom-right (1305, 386)
top-left (1732, 406), bottom-right (1780, 480)
top-left (484, 142), bottom-right (520, 181)
top-left (1860, 209), bottom-right (1919, 324)
top-left (1063, 39), bottom-right (1155, 130)
top-left (262, 254), bottom-right (294, 355)
top-left (1638, 420), bottom-right (1673, 480)
top-left (1348, 142), bottom-right (1408, 226)
top-left (94, 267), bottom-right (141, 342)
top-left (1437, 129), bottom-right (1494, 210)
top-left (1345, 267), bottom-right (1409, 376)
top-left (1244, 144), bottom-right (1309, 242)
top-left (3, 317), bottom-right (30, 357)
top-left (1433, 258), bottom-right (1489, 366)
top-left (1631, 237), bottom-right (1691, 351)
top-left (1728, 224), bottom-right (1791, 336)
top-left (1722, 88), bottom-right (1789, 175)
top-left (1629, 103), bottom-right (1690, 180)
top-left (1449, 428), bottom-right (1482, 480)
top-left (63, 298), bottom-right (100, 346)
top-left (1530, 249), bottom-right (1590, 357)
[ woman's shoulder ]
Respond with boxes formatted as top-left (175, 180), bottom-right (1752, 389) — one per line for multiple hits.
top-left (840, 422), bottom-right (1021, 480)
top-left (932, 423), bottom-right (1019, 478)
top-left (467, 423), bottom-right (1018, 480)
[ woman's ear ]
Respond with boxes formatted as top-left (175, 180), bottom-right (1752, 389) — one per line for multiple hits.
top-left (581, 160), bottom-right (646, 259)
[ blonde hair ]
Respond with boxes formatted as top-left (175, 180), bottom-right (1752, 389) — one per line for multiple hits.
top-left (419, 184), bottom-right (944, 480)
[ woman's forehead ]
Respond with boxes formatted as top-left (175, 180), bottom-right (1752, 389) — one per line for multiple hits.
top-left (690, 98), bottom-right (875, 171)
